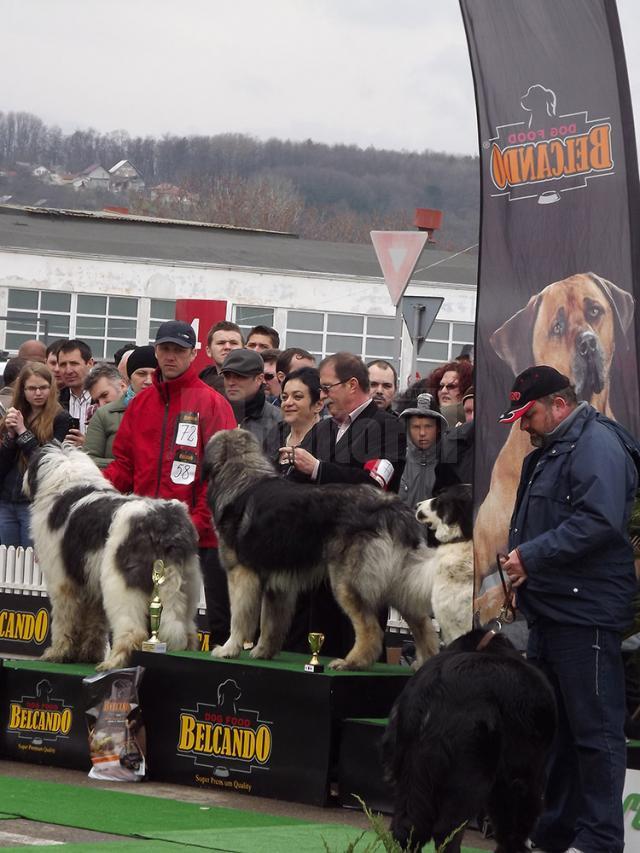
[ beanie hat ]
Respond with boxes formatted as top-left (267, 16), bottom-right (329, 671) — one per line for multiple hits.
top-left (126, 345), bottom-right (158, 378)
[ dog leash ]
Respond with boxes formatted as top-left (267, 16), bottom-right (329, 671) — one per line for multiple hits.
top-left (476, 554), bottom-right (517, 651)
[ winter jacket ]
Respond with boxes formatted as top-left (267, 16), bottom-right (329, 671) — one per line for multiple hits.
top-left (399, 441), bottom-right (438, 508)
top-left (230, 389), bottom-right (283, 461)
top-left (84, 394), bottom-right (127, 469)
top-left (509, 404), bottom-right (638, 631)
top-left (104, 365), bottom-right (236, 547)
top-left (0, 410), bottom-right (74, 503)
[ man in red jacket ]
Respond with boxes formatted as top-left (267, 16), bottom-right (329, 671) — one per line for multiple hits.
top-left (104, 320), bottom-right (237, 642)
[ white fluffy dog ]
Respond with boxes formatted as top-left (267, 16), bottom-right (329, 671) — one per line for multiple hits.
top-left (24, 442), bottom-right (202, 671)
top-left (416, 485), bottom-right (475, 645)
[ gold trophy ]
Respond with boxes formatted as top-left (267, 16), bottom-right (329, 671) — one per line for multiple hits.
top-left (142, 560), bottom-right (168, 653)
top-left (304, 632), bottom-right (325, 673)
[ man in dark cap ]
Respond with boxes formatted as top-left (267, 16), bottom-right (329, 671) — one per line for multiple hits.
top-left (499, 365), bottom-right (639, 853)
top-left (221, 348), bottom-right (282, 457)
top-left (105, 322), bottom-right (236, 644)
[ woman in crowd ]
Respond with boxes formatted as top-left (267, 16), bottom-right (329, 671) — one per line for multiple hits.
top-left (84, 345), bottom-right (158, 469)
top-left (270, 367), bottom-right (323, 472)
top-left (0, 363), bottom-right (73, 546)
top-left (420, 360), bottom-right (473, 427)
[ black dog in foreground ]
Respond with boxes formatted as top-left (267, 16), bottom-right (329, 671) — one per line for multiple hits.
top-left (382, 629), bottom-right (557, 853)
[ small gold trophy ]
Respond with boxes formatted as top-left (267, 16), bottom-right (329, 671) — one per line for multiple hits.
top-left (304, 632), bottom-right (325, 673)
top-left (142, 560), bottom-right (168, 653)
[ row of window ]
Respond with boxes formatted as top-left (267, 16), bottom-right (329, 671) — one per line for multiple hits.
top-left (4, 290), bottom-right (473, 378)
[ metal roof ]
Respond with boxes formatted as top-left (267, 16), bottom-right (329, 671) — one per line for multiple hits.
top-left (0, 205), bottom-right (478, 287)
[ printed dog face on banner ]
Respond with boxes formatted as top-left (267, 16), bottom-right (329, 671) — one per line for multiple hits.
top-left (473, 272), bottom-right (635, 623)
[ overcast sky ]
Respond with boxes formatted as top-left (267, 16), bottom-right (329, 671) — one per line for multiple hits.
top-left (3, 0), bottom-right (640, 157)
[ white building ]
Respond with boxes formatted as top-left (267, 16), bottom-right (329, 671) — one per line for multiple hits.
top-left (0, 205), bottom-right (477, 379)
top-left (109, 160), bottom-right (145, 192)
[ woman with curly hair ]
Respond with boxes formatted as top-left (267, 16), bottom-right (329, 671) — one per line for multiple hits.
top-left (0, 363), bottom-right (73, 546)
top-left (422, 360), bottom-right (473, 427)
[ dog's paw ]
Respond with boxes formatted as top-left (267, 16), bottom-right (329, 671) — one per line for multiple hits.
top-left (95, 653), bottom-right (128, 672)
top-left (328, 656), bottom-right (371, 671)
top-left (249, 643), bottom-right (276, 660)
top-left (41, 647), bottom-right (70, 663)
top-left (211, 642), bottom-right (242, 659)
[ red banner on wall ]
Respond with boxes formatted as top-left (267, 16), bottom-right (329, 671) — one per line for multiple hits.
top-left (175, 299), bottom-right (227, 375)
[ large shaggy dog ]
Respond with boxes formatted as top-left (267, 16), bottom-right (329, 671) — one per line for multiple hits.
top-left (25, 442), bottom-right (202, 671)
top-left (383, 630), bottom-right (557, 853)
top-left (204, 429), bottom-right (443, 670)
top-left (415, 485), bottom-right (474, 646)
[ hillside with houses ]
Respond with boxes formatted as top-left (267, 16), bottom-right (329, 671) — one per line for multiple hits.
top-left (0, 110), bottom-right (480, 249)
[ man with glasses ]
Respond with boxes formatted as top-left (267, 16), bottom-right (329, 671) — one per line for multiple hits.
top-left (281, 351), bottom-right (406, 656)
top-left (284, 352), bottom-right (405, 490)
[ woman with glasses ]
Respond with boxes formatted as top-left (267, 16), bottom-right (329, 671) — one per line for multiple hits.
top-left (271, 367), bottom-right (323, 473)
top-left (0, 363), bottom-right (73, 546)
top-left (421, 360), bottom-right (473, 428)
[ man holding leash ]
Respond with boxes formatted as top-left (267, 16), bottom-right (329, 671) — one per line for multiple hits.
top-left (104, 320), bottom-right (236, 644)
top-left (499, 365), bottom-right (638, 853)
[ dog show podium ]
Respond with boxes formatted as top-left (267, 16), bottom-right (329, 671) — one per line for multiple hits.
top-left (0, 647), bottom-right (409, 807)
top-left (131, 648), bottom-right (409, 805)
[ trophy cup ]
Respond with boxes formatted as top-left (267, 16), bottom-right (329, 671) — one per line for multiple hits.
top-left (304, 632), bottom-right (325, 673)
top-left (141, 560), bottom-right (168, 653)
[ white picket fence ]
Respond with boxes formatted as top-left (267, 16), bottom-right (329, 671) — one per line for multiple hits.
top-left (0, 546), bottom-right (47, 596)
top-left (0, 545), bottom-right (208, 609)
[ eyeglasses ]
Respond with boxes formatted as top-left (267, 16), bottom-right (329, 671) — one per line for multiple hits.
top-left (25, 385), bottom-right (50, 393)
top-left (439, 381), bottom-right (459, 391)
top-left (319, 380), bottom-right (346, 394)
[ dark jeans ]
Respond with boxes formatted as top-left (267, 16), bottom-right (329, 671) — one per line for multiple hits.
top-left (528, 623), bottom-right (626, 853)
top-left (199, 548), bottom-right (230, 646)
top-left (0, 501), bottom-right (32, 548)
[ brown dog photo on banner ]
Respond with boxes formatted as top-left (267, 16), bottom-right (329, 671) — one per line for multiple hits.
top-left (474, 272), bottom-right (635, 621)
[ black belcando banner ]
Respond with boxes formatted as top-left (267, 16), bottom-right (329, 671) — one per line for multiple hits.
top-left (459, 0), bottom-right (640, 622)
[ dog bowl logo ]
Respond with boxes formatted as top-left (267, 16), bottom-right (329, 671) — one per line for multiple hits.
top-left (0, 606), bottom-right (49, 644)
top-left (176, 678), bottom-right (273, 774)
top-left (486, 84), bottom-right (614, 204)
top-left (7, 679), bottom-right (73, 745)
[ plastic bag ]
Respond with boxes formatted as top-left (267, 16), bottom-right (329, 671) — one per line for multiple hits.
top-left (83, 666), bottom-right (146, 782)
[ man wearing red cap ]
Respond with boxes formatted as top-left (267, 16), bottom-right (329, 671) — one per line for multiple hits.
top-left (499, 365), bottom-right (639, 853)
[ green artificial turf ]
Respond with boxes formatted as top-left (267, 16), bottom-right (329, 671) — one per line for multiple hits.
top-left (0, 775), bottom-right (303, 836)
top-left (0, 776), bottom-right (489, 852)
top-left (3, 659), bottom-right (97, 677)
top-left (167, 648), bottom-right (409, 677)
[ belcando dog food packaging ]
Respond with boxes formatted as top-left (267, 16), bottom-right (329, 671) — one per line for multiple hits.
top-left (83, 666), bottom-right (146, 782)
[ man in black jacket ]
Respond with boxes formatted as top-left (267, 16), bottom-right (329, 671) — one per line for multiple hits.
top-left (283, 352), bottom-right (406, 655)
top-left (285, 351), bottom-right (405, 490)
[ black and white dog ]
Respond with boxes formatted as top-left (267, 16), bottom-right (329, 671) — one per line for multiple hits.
top-left (415, 485), bottom-right (474, 646)
top-left (383, 630), bottom-right (557, 853)
top-left (25, 442), bottom-right (202, 671)
top-left (204, 428), bottom-right (443, 670)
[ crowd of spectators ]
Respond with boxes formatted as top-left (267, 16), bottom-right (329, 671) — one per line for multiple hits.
top-left (0, 324), bottom-right (474, 661)
top-left (0, 324), bottom-right (474, 553)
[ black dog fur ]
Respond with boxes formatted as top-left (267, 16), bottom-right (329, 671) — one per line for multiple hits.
top-left (382, 629), bottom-right (557, 852)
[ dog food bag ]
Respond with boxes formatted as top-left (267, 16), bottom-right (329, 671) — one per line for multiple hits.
top-left (83, 666), bottom-right (146, 782)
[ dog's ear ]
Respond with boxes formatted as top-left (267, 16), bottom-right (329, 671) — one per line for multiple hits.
top-left (587, 272), bottom-right (635, 334)
top-left (490, 293), bottom-right (541, 374)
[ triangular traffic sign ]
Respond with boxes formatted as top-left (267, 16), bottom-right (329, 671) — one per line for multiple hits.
top-left (371, 231), bottom-right (429, 306)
